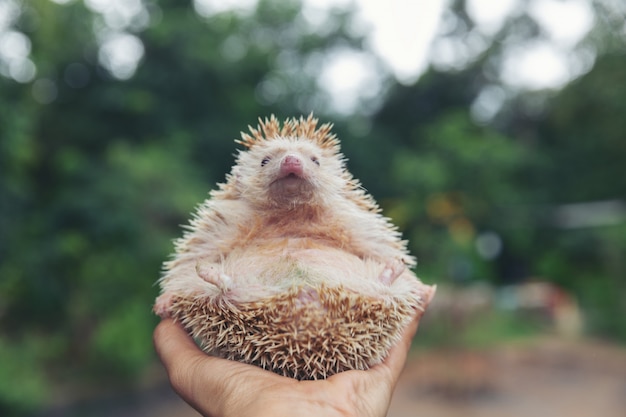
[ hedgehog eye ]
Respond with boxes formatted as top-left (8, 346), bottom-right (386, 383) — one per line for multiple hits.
top-left (311, 156), bottom-right (320, 166)
top-left (261, 157), bottom-right (271, 167)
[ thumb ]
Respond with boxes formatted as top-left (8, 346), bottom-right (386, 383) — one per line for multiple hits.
top-left (153, 318), bottom-right (206, 372)
top-left (154, 319), bottom-right (223, 416)
top-left (154, 319), bottom-right (266, 417)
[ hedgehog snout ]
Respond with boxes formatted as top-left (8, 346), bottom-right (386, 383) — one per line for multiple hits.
top-left (280, 154), bottom-right (304, 178)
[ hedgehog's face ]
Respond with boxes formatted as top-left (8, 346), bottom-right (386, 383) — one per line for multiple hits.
top-left (235, 137), bottom-right (346, 209)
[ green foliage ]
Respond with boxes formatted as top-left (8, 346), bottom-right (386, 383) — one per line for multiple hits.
top-left (90, 301), bottom-right (157, 377)
top-left (503, 53), bottom-right (626, 340)
top-left (0, 0), bottom-right (624, 414)
top-left (365, 111), bottom-right (531, 283)
top-left (0, 336), bottom-right (50, 415)
top-left (414, 309), bottom-right (544, 351)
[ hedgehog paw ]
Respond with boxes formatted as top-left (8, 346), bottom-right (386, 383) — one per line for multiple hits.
top-left (379, 259), bottom-right (406, 286)
top-left (196, 260), bottom-right (231, 291)
top-left (153, 293), bottom-right (174, 318)
top-left (296, 287), bottom-right (321, 308)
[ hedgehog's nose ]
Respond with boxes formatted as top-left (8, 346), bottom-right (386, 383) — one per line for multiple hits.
top-left (280, 154), bottom-right (304, 177)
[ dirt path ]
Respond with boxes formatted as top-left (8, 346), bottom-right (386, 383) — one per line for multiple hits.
top-left (388, 337), bottom-right (626, 417)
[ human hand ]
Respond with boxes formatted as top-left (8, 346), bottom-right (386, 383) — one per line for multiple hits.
top-left (153, 311), bottom-right (422, 417)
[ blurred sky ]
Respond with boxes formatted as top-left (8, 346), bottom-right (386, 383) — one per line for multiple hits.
top-left (198, 0), bottom-right (598, 113)
top-left (310, 0), bottom-right (594, 93)
top-left (0, 0), bottom-right (602, 113)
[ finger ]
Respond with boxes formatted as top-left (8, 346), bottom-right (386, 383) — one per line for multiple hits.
top-left (154, 319), bottom-right (223, 414)
top-left (153, 319), bottom-right (272, 417)
top-left (153, 318), bottom-right (206, 370)
top-left (324, 313), bottom-right (422, 417)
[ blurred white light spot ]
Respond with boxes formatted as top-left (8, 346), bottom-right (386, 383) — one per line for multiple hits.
top-left (471, 85), bottom-right (507, 124)
top-left (220, 35), bottom-right (247, 62)
top-left (193, 0), bottom-right (258, 17)
top-left (9, 57), bottom-right (35, 82)
top-left (32, 78), bottom-right (58, 104)
top-left (301, 0), bottom-right (351, 31)
top-left (0, 30), bottom-right (37, 83)
top-left (85, 0), bottom-right (111, 14)
top-left (501, 42), bottom-right (570, 90)
top-left (431, 37), bottom-right (468, 71)
top-left (305, 0), bottom-right (445, 84)
top-left (569, 45), bottom-right (596, 80)
top-left (86, 0), bottom-right (141, 16)
top-left (475, 231), bottom-right (502, 260)
top-left (85, 0), bottom-right (148, 31)
top-left (0, 30), bottom-right (31, 60)
top-left (529, 0), bottom-right (594, 47)
top-left (0, 30), bottom-right (37, 82)
top-left (255, 76), bottom-right (286, 105)
top-left (98, 32), bottom-right (144, 80)
top-left (553, 200), bottom-right (626, 229)
top-left (317, 49), bottom-right (383, 114)
top-left (0, 0), bottom-right (21, 32)
top-left (430, 30), bottom-right (488, 71)
top-left (303, 0), bottom-right (351, 9)
top-left (49, 0), bottom-right (74, 5)
top-left (466, 0), bottom-right (520, 35)
top-left (357, 0), bottom-right (445, 84)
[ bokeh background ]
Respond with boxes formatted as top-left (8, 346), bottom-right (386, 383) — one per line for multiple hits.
top-left (1, 0), bottom-right (625, 416)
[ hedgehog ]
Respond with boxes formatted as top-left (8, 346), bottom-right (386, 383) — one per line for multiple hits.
top-left (154, 114), bottom-right (435, 380)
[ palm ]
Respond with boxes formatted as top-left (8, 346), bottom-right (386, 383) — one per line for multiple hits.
top-left (154, 315), bottom-right (419, 417)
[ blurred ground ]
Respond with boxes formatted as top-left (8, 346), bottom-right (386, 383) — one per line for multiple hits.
top-left (48, 335), bottom-right (626, 417)
top-left (388, 336), bottom-right (626, 417)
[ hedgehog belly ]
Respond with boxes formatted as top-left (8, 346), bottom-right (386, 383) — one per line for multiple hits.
top-left (169, 283), bottom-right (428, 380)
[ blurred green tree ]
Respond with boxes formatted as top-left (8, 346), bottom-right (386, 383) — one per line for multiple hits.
top-left (1, 0), bottom-right (625, 415)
